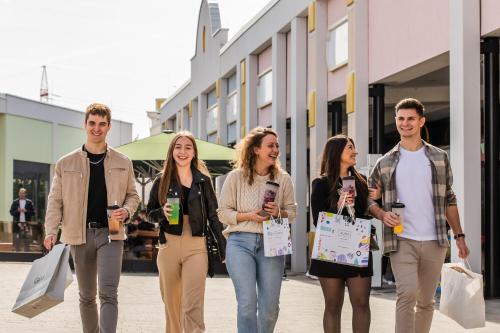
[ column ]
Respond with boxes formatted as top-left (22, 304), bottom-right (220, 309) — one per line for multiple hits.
top-left (347, 0), bottom-right (369, 166)
top-left (449, 0), bottom-right (482, 277)
top-left (197, 94), bottom-right (207, 140)
top-left (218, 78), bottom-right (228, 145)
top-left (245, 55), bottom-right (258, 133)
top-left (190, 98), bottom-right (199, 137)
top-left (290, 16), bottom-right (308, 273)
top-left (308, 0), bottom-right (328, 181)
top-left (272, 32), bottom-right (287, 168)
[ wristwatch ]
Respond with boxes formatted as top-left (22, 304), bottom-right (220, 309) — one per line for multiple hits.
top-left (453, 233), bottom-right (465, 240)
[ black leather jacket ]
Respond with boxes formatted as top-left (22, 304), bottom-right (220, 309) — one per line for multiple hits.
top-left (147, 167), bottom-right (226, 253)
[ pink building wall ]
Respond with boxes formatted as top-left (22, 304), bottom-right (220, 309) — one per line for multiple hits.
top-left (286, 31), bottom-right (291, 118)
top-left (327, 0), bottom-right (348, 101)
top-left (368, 0), bottom-right (449, 83)
top-left (258, 46), bottom-right (272, 74)
top-left (481, 0), bottom-right (500, 36)
top-left (258, 104), bottom-right (272, 127)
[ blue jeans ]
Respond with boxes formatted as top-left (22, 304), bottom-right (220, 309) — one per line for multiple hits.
top-left (226, 232), bottom-right (285, 333)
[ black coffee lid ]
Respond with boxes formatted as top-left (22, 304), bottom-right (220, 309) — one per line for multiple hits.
top-left (342, 176), bottom-right (355, 180)
top-left (266, 181), bottom-right (280, 187)
top-left (392, 202), bottom-right (405, 208)
top-left (107, 205), bottom-right (120, 209)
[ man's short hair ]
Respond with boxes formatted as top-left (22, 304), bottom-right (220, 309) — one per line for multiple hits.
top-left (85, 103), bottom-right (112, 124)
top-left (395, 98), bottom-right (425, 117)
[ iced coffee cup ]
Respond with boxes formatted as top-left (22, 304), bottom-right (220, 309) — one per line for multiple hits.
top-left (391, 202), bottom-right (405, 234)
top-left (107, 204), bottom-right (121, 235)
top-left (168, 197), bottom-right (180, 225)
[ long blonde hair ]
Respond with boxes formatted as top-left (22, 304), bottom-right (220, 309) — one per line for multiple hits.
top-left (234, 127), bottom-right (283, 185)
top-left (158, 131), bottom-right (210, 205)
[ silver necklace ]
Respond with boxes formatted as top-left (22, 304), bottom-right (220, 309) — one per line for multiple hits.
top-left (89, 154), bottom-right (106, 165)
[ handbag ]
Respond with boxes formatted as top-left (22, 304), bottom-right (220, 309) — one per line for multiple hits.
top-left (199, 183), bottom-right (225, 277)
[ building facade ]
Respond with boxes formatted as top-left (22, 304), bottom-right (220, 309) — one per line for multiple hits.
top-left (155, 0), bottom-right (500, 296)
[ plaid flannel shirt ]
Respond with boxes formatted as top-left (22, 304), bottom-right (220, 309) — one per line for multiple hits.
top-left (369, 140), bottom-right (457, 254)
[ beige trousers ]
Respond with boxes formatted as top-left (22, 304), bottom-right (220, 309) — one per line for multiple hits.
top-left (157, 220), bottom-right (208, 333)
top-left (390, 238), bottom-right (447, 333)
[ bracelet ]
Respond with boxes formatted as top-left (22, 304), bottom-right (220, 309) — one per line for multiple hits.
top-left (453, 233), bottom-right (465, 240)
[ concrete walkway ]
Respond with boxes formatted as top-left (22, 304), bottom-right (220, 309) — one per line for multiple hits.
top-left (1, 262), bottom-right (499, 332)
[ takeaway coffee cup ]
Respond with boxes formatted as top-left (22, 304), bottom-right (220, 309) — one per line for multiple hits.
top-left (341, 176), bottom-right (356, 197)
top-left (168, 197), bottom-right (180, 225)
top-left (258, 181), bottom-right (280, 217)
top-left (107, 203), bottom-right (121, 235)
top-left (391, 202), bottom-right (405, 234)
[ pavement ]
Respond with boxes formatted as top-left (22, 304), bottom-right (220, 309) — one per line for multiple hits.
top-left (1, 262), bottom-right (500, 332)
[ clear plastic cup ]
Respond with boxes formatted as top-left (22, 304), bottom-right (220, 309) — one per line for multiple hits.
top-left (107, 204), bottom-right (121, 235)
top-left (168, 197), bottom-right (180, 225)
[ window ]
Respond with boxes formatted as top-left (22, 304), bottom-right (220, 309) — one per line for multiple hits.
top-left (226, 93), bottom-right (238, 123)
top-left (227, 73), bottom-right (237, 94)
top-left (206, 105), bottom-right (218, 134)
top-left (257, 71), bottom-right (272, 108)
top-left (327, 20), bottom-right (348, 70)
top-left (227, 121), bottom-right (237, 145)
top-left (207, 89), bottom-right (217, 109)
top-left (207, 132), bottom-right (218, 143)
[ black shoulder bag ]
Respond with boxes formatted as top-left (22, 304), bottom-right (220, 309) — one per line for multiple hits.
top-left (199, 183), bottom-right (224, 277)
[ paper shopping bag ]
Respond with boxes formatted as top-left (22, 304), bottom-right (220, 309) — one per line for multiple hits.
top-left (263, 217), bottom-right (292, 257)
top-left (439, 262), bottom-right (485, 329)
top-left (12, 243), bottom-right (73, 318)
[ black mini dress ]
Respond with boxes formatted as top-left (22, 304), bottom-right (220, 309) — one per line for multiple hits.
top-left (309, 176), bottom-right (373, 278)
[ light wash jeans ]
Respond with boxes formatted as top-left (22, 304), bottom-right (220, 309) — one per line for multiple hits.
top-left (225, 232), bottom-right (285, 333)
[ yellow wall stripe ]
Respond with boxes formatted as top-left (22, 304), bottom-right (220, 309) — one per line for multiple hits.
top-left (308, 90), bottom-right (316, 128)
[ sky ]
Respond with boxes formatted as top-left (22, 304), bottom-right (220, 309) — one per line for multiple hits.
top-left (0, 0), bottom-right (271, 139)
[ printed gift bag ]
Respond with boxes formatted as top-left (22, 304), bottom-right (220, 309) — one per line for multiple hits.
top-left (263, 215), bottom-right (292, 257)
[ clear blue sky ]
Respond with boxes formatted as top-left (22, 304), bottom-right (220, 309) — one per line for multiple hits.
top-left (0, 0), bottom-right (271, 139)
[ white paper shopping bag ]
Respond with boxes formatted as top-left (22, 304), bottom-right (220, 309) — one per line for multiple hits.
top-left (439, 262), bottom-right (485, 329)
top-left (12, 243), bottom-right (73, 318)
top-left (311, 212), bottom-right (371, 267)
top-left (263, 217), bottom-right (292, 257)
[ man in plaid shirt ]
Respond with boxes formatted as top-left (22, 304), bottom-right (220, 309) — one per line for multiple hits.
top-left (369, 98), bottom-right (470, 333)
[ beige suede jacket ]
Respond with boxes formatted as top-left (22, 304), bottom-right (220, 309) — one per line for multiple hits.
top-left (44, 146), bottom-right (140, 245)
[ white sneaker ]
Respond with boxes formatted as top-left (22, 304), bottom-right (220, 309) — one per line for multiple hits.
top-left (306, 271), bottom-right (319, 280)
top-left (383, 277), bottom-right (394, 286)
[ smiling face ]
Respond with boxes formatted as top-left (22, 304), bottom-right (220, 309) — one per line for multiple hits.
top-left (254, 134), bottom-right (279, 169)
top-left (85, 114), bottom-right (110, 145)
top-left (172, 136), bottom-right (195, 168)
top-left (395, 108), bottom-right (425, 139)
top-left (340, 139), bottom-right (357, 168)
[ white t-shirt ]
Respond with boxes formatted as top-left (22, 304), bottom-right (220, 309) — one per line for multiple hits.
top-left (395, 146), bottom-right (437, 241)
top-left (19, 199), bottom-right (26, 222)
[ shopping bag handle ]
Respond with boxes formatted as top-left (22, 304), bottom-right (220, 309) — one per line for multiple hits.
top-left (449, 266), bottom-right (474, 279)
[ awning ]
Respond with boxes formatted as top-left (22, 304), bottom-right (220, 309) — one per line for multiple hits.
top-left (115, 132), bottom-right (236, 181)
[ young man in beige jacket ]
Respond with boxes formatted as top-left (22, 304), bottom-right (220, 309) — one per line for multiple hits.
top-left (44, 103), bottom-right (139, 333)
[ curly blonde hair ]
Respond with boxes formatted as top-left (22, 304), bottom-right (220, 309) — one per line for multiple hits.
top-left (234, 127), bottom-right (283, 185)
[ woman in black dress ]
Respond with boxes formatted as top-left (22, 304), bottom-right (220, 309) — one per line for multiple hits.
top-left (310, 134), bottom-right (374, 333)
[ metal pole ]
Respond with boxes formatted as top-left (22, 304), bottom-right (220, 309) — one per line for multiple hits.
top-left (482, 37), bottom-right (500, 298)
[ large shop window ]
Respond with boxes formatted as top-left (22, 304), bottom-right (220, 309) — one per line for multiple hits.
top-left (327, 19), bottom-right (348, 70)
top-left (0, 160), bottom-right (50, 253)
top-left (257, 70), bottom-right (273, 108)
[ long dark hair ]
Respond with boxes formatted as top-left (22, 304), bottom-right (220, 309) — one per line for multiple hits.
top-left (319, 135), bottom-right (368, 213)
top-left (158, 131), bottom-right (210, 206)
